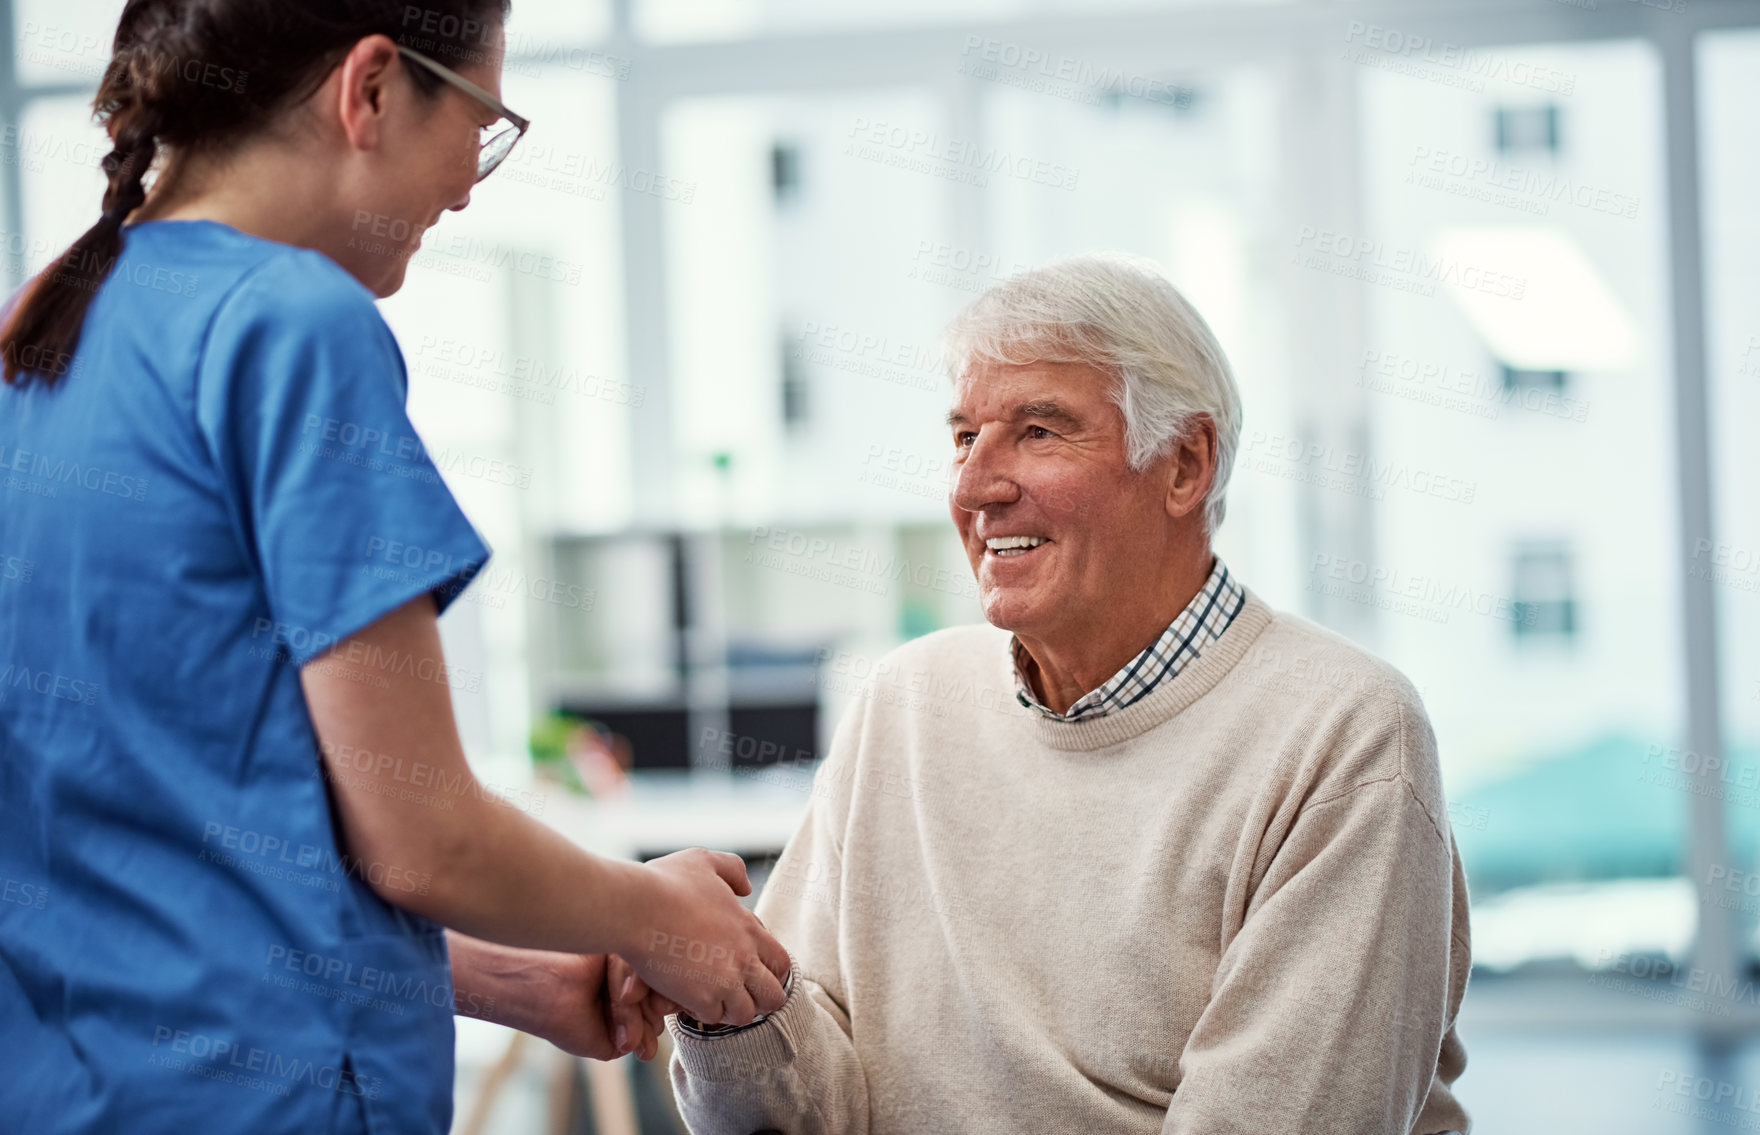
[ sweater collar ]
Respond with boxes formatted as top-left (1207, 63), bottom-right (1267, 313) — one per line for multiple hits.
top-left (1013, 587), bottom-right (1275, 752)
top-left (1009, 557), bottom-right (1246, 723)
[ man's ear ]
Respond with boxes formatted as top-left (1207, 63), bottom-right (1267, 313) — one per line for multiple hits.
top-left (1164, 415), bottom-right (1218, 523)
top-left (333, 35), bottom-right (403, 155)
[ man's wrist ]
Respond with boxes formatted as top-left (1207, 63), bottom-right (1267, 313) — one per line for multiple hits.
top-left (446, 930), bottom-right (566, 1035)
top-left (675, 963), bottom-right (795, 1038)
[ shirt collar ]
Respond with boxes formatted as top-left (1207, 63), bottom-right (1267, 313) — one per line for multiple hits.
top-left (1011, 557), bottom-right (1246, 723)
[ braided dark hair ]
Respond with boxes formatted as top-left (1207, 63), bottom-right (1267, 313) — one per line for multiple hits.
top-left (1, 0), bottom-right (511, 387)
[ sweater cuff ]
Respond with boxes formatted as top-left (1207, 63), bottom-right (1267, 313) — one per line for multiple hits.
top-left (675, 964), bottom-right (796, 1039)
top-left (668, 962), bottom-right (809, 1082)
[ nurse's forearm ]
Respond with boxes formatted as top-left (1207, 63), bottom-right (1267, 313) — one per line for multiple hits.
top-left (300, 603), bottom-right (649, 955)
top-left (300, 595), bottom-right (789, 1028)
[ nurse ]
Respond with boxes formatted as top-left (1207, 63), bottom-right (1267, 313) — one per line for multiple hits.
top-left (0, 1), bottom-right (788, 1132)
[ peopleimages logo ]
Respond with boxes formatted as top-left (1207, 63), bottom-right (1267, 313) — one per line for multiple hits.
top-left (0, 662), bottom-right (98, 706)
top-left (299, 414), bottom-right (532, 489)
top-left (1405, 146), bottom-right (1640, 221)
top-left (845, 117), bottom-right (1080, 191)
top-left (263, 944), bottom-right (488, 1015)
top-left (1588, 948), bottom-right (1755, 1018)
top-left (1241, 430), bottom-right (1478, 504)
top-left (17, 21), bottom-right (249, 91)
top-left (746, 525), bottom-right (977, 600)
top-left (198, 821), bottom-right (432, 896)
top-left (1292, 226), bottom-right (1526, 301)
top-left (1341, 21), bottom-right (1578, 95)
top-left (958, 36), bottom-right (1194, 108)
top-left (0, 442), bottom-right (150, 501)
top-left (149, 1026), bottom-right (382, 1100)
top-left (2, 877), bottom-right (49, 910)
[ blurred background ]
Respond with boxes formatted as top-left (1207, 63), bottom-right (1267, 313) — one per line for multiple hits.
top-left (8, 0), bottom-right (1760, 1130)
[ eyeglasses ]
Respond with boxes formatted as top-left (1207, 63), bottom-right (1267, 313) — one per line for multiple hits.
top-left (397, 46), bottom-right (531, 183)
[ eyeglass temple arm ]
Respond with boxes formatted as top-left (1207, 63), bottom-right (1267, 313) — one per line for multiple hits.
top-left (397, 46), bottom-right (531, 132)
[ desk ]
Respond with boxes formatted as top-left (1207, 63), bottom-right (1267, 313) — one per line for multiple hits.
top-left (541, 767), bottom-right (818, 861)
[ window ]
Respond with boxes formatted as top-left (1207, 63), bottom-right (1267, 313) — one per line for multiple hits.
top-left (1494, 104), bottom-right (1561, 155)
top-left (771, 141), bottom-right (803, 205)
top-left (1501, 365), bottom-right (1568, 394)
top-left (779, 327), bottom-right (809, 428)
top-left (1510, 542), bottom-right (1578, 642)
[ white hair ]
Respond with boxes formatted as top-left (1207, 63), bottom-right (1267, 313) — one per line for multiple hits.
top-left (942, 252), bottom-right (1243, 533)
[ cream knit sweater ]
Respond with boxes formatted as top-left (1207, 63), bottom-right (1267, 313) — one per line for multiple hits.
top-left (670, 589), bottom-right (1471, 1134)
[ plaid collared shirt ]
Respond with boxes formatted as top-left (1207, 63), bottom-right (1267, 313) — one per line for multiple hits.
top-left (1012, 557), bottom-right (1246, 723)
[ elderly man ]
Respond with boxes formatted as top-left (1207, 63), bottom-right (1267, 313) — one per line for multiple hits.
top-left (663, 254), bottom-right (1471, 1134)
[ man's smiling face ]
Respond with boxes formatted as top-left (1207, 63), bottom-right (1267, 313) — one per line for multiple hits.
top-left (947, 359), bottom-right (1176, 643)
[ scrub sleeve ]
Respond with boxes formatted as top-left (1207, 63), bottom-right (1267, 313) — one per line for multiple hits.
top-left (197, 252), bottom-right (489, 660)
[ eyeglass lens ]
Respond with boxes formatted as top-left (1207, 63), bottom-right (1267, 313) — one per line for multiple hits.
top-left (478, 123), bottom-right (523, 181)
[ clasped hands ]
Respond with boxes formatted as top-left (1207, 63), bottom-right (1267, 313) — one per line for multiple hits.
top-left (513, 951), bottom-right (679, 1062)
top-left (528, 950), bottom-right (782, 1063)
top-left (472, 847), bottom-right (792, 1062)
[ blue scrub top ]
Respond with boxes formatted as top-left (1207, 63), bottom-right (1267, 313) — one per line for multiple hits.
top-left (0, 220), bottom-right (491, 1133)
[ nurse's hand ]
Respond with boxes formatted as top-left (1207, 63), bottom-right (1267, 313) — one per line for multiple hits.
top-left (625, 848), bottom-right (792, 1027)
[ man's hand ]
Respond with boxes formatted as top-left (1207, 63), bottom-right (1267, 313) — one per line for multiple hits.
top-left (526, 952), bottom-right (628, 1060)
top-left (448, 932), bottom-right (671, 1060)
top-left (605, 953), bottom-right (680, 1061)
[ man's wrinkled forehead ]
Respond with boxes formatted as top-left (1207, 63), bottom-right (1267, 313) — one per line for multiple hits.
top-left (946, 360), bottom-right (1114, 430)
top-left (945, 397), bottom-right (1083, 432)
